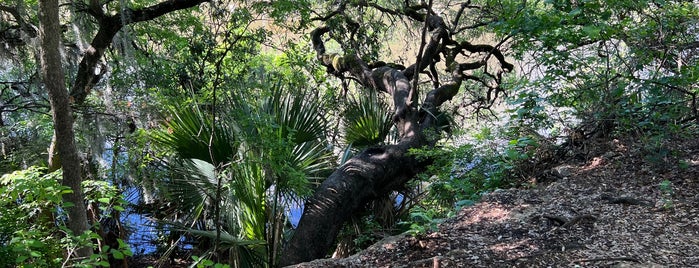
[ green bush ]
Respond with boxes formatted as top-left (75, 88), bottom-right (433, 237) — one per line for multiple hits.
top-left (0, 167), bottom-right (131, 267)
top-left (409, 139), bottom-right (520, 220)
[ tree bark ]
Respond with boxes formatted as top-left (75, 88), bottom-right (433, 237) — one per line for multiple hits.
top-left (280, 7), bottom-right (512, 264)
top-left (279, 14), bottom-right (450, 267)
top-left (46, 0), bottom-right (209, 169)
top-left (37, 0), bottom-right (93, 258)
top-left (69, 0), bottom-right (210, 105)
top-left (280, 141), bottom-right (427, 266)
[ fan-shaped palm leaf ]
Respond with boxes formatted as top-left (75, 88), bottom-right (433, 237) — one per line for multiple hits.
top-left (343, 92), bottom-right (393, 147)
top-left (162, 159), bottom-right (218, 218)
top-left (174, 224), bottom-right (267, 268)
top-left (154, 81), bottom-right (335, 267)
top-left (152, 106), bottom-right (238, 165)
top-left (228, 85), bottom-right (334, 189)
top-left (262, 86), bottom-right (328, 144)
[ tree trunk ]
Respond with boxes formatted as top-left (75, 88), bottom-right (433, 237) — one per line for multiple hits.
top-left (279, 13), bottom-right (451, 266)
top-left (37, 0), bottom-right (93, 258)
top-left (280, 141), bottom-right (428, 266)
top-left (280, 7), bottom-right (513, 264)
top-left (46, 0), bottom-right (209, 168)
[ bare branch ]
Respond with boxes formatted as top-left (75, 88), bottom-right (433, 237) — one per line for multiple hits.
top-left (455, 40), bottom-right (514, 72)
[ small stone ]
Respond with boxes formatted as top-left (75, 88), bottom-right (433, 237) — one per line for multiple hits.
top-left (553, 165), bottom-right (573, 177)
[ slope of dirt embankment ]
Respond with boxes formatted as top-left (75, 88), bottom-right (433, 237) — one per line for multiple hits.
top-left (290, 136), bottom-right (699, 267)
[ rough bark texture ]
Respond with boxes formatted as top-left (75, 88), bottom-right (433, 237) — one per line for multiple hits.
top-left (281, 141), bottom-right (425, 266)
top-left (46, 0), bottom-right (209, 171)
top-left (280, 4), bottom-right (513, 266)
top-left (37, 0), bottom-right (93, 258)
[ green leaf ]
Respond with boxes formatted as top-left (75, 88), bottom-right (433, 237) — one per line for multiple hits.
top-left (97, 197), bottom-right (111, 204)
top-left (568, 8), bottom-right (582, 17)
top-left (582, 25), bottom-right (601, 39)
top-left (343, 92), bottom-right (392, 147)
top-left (111, 250), bottom-right (124, 259)
top-left (27, 239), bottom-right (45, 248)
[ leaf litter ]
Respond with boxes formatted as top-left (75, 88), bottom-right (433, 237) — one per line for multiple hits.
top-left (292, 135), bottom-right (699, 267)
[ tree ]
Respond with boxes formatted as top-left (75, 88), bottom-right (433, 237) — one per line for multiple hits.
top-left (37, 0), bottom-right (93, 258)
top-left (279, 1), bottom-right (514, 265)
top-left (9, 0), bottom-right (696, 266)
top-left (487, 0), bottom-right (699, 138)
top-left (46, 0), bottom-right (210, 170)
top-left (1, 0), bottom-right (213, 260)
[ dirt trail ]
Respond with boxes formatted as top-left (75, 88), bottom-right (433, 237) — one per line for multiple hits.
top-left (293, 137), bottom-right (699, 267)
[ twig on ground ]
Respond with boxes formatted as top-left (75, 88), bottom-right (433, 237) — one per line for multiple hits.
top-left (572, 256), bottom-right (640, 264)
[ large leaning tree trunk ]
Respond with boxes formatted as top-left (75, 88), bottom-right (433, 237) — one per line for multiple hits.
top-left (37, 0), bottom-right (93, 258)
top-left (279, 3), bottom-right (513, 266)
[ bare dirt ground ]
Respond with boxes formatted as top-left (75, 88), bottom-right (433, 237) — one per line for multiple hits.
top-left (293, 135), bottom-right (699, 268)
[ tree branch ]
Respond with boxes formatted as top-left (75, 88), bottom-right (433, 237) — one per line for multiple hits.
top-left (283, 6), bottom-right (517, 265)
top-left (0, 4), bottom-right (37, 39)
top-left (455, 40), bottom-right (514, 72)
top-left (403, 15), bottom-right (448, 80)
top-left (69, 0), bottom-right (210, 105)
top-left (0, 5), bottom-right (21, 22)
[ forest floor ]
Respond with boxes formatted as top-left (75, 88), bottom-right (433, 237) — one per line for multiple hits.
top-left (293, 135), bottom-right (699, 268)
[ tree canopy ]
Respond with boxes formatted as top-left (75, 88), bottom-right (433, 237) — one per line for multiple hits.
top-left (0, 0), bottom-right (697, 266)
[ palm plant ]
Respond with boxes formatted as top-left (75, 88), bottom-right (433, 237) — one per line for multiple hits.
top-left (333, 91), bottom-right (406, 257)
top-left (151, 83), bottom-right (334, 267)
top-left (339, 91), bottom-right (394, 163)
top-left (228, 85), bottom-right (333, 265)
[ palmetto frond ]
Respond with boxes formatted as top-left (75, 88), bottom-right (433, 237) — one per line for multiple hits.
top-left (343, 92), bottom-right (393, 147)
top-left (173, 223), bottom-right (267, 268)
top-left (262, 86), bottom-right (328, 144)
top-left (153, 82), bottom-right (335, 266)
top-left (159, 158), bottom-right (221, 224)
top-left (229, 85), bottom-right (334, 191)
top-left (152, 105), bottom-right (238, 165)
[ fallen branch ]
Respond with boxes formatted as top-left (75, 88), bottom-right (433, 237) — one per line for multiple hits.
top-left (572, 256), bottom-right (640, 264)
top-left (561, 214), bottom-right (597, 228)
top-left (602, 195), bottom-right (652, 207)
top-left (544, 214), bottom-right (597, 233)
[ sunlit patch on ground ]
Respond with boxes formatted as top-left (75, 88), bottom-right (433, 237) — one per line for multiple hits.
top-left (455, 203), bottom-right (511, 226)
top-left (489, 239), bottom-right (539, 259)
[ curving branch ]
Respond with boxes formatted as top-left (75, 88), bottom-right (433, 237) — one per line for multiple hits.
top-left (69, 0), bottom-right (210, 105)
top-left (454, 40), bottom-right (514, 72)
top-left (282, 4), bottom-right (515, 265)
top-left (0, 4), bottom-right (38, 40)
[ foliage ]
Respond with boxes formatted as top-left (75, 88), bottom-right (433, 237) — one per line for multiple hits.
top-left (401, 206), bottom-right (443, 236)
top-left (2, 0), bottom-right (698, 265)
top-left (0, 167), bottom-right (131, 267)
top-left (151, 79), bottom-right (334, 266)
top-left (0, 167), bottom-right (67, 267)
top-left (403, 138), bottom-right (512, 228)
top-left (488, 0), bottom-right (699, 137)
top-left (659, 179), bottom-right (674, 210)
top-left (192, 255), bottom-right (232, 268)
top-left (342, 92), bottom-right (393, 147)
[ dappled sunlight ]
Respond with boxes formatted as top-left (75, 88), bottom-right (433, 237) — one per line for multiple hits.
top-left (582, 156), bottom-right (605, 171)
top-left (456, 203), bottom-right (512, 226)
top-left (490, 239), bottom-right (539, 259)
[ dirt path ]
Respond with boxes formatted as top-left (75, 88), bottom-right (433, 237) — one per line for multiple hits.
top-left (293, 137), bottom-right (699, 267)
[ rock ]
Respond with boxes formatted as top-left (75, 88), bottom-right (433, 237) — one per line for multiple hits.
top-left (552, 165), bottom-right (573, 178)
